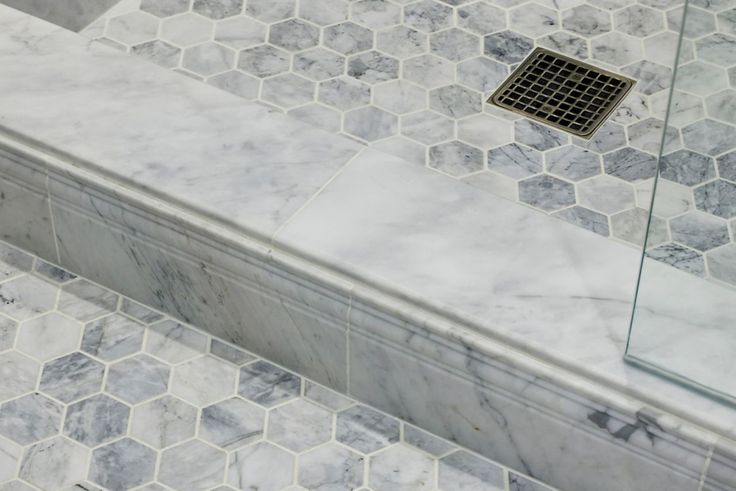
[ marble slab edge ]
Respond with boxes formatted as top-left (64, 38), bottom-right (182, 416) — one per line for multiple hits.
top-left (0, 134), bottom-right (734, 491)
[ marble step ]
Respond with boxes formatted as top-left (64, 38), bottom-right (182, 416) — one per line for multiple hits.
top-left (0, 5), bottom-right (734, 491)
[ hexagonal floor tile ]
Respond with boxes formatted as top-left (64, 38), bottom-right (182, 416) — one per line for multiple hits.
top-left (402, 54), bottom-right (454, 89)
top-left (81, 313), bottom-right (145, 361)
top-left (227, 442), bottom-right (295, 490)
top-left (238, 360), bottom-right (301, 407)
top-left (694, 180), bottom-right (736, 218)
top-left (90, 438), bottom-right (157, 491)
top-left (193, 0), bottom-right (243, 20)
top-left (324, 22), bottom-right (374, 55)
top-left (429, 141), bottom-right (485, 177)
top-left (458, 2), bottom-right (507, 35)
top-left (509, 4), bottom-right (560, 37)
top-left (404, 0), bottom-right (453, 33)
top-left (577, 175), bottom-right (636, 214)
top-left (670, 212), bottom-right (730, 251)
top-left (0, 352), bottom-right (38, 402)
top-left (107, 11), bottom-right (159, 46)
top-left (141, 0), bottom-right (189, 18)
top-left (64, 394), bottom-right (129, 446)
top-left (269, 19), bottom-right (320, 52)
top-left (0, 276), bottom-right (57, 321)
top-left (344, 106), bottom-right (398, 141)
top-left (429, 28), bottom-right (480, 62)
top-left (0, 393), bottom-right (62, 445)
top-left (336, 404), bottom-right (399, 454)
top-left (183, 42), bottom-right (236, 76)
top-left (546, 146), bottom-right (601, 181)
top-left (171, 355), bottom-right (237, 406)
top-left (215, 16), bottom-right (266, 50)
top-left (429, 84), bottom-right (482, 118)
top-left (161, 13), bottom-right (214, 47)
top-left (647, 243), bottom-right (706, 277)
top-left (145, 319), bottom-right (208, 363)
top-left (131, 394), bottom-right (198, 448)
top-left (238, 45), bottom-right (291, 78)
top-left (318, 77), bottom-right (371, 110)
top-left (159, 439), bottom-right (226, 490)
top-left (58, 280), bottom-right (118, 322)
top-left (16, 313), bottom-right (82, 361)
top-left (458, 114), bottom-right (513, 150)
top-left (347, 51), bottom-right (400, 84)
top-left (299, 0), bottom-right (348, 26)
top-left (483, 30), bottom-right (533, 64)
top-left (488, 143), bottom-right (542, 179)
top-left (267, 399), bottom-right (332, 451)
top-left (106, 353), bottom-right (170, 404)
top-left (299, 443), bottom-right (365, 489)
top-left (515, 120), bottom-right (568, 151)
top-left (39, 352), bottom-right (104, 403)
top-left (246, 0), bottom-right (296, 22)
top-left (603, 147), bottom-right (658, 182)
top-left (19, 437), bottom-right (89, 490)
top-left (350, 0), bottom-right (401, 29)
top-left (707, 243), bottom-right (736, 286)
top-left (200, 397), bottom-right (265, 449)
top-left (682, 119), bottom-right (736, 156)
top-left (261, 73), bottom-right (316, 109)
top-left (0, 243), bottom-right (32, 280)
top-left (370, 444), bottom-right (436, 490)
top-left (518, 175), bottom-right (576, 212)
top-left (376, 26), bottom-right (427, 59)
top-left (131, 40), bottom-right (182, 68)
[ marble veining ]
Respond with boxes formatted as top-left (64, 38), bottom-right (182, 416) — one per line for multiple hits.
top-left (0, 242), bottom-right (555, 490)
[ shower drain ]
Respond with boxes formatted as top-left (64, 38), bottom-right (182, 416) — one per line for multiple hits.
top-left (488, 47), bottom-right (636, 139)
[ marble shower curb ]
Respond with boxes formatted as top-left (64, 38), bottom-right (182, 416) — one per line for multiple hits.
top-left (0, 6), bottom-right (734, 490)
top-left (0, 134), bottom-right (733, 491)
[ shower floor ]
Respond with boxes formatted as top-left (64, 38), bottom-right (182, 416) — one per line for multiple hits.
top-left (0, 240), bottom-right (553, 491)
top-left (83, 0), bottom-right (736, 292)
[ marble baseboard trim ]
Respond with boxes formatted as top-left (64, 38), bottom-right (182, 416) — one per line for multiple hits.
top-left (0, 136), bottom-right (734, 491)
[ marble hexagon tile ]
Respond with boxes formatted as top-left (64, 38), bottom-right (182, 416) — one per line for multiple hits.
top-left (79, 0), bottom-right (736, 288)
top-left (0, 240), bottom-right (559, 491)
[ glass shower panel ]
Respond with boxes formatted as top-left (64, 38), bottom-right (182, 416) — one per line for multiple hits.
top-left (626, 0), bottom-right (736, 403)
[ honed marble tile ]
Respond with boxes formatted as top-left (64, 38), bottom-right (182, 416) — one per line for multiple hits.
top-left (0, 276), bottom-right (57, 321)
top-left (324, 22), bottom-right (374, 55)
top-left (404, 424), bottom-right (457, 457)
top-left (670, 212), bottom-right (730, 251)
top-left (706, 243), bottom-right (736, 286)
top-left (120, 298), bottom-right (164, 324)
top-left (401, 110), bottom-right (454, 145)
top-left (457, 56), bottom-right (508, 94)
top-left (267, 399), bottom-right (332, 451)
top-left (106, 354), bottom-right (170, 404)
top-left (0, 393), bottom-right (63, 445)
top-left (227, 442), bottom-right (295, 490)
top-left (159, 440), bottom-right (227, 490)
top-left (682, 119), bottom-right (736, 156)
top-left (553, 206), bottom-right (610, 236)
top-left (145, 319), bottom-right (209, 363)
top-left (200, 397), bottom-right (265, 449)
top-left (377, 26), bottom-right (427, 58)
top-left (261, 73), bottom-right (316, 109)
top-left (269, 19), bottom-right (320, 52)
top-left (131, 395), bottom-right (197, 448)
top-left (488, 143), bottom-right (542, 179)
top-left (344, 107), bottom-right (398, 141)
top-left (351, 0), bottom-right (401, 29)
top-left (578, 175), bottom-right (635, 214)
top-left (16, 313), bottom-right (82, 361)
top-left (305, 381), bottom-right (354, 411)
top-left (370, 444), bottom-right (436, 490)
top-left (238, 360), bottom-right (301, 407)
top-left (39, 352), bottom-right (104, 403)
top-left (211, 339), bottom-right (255, 365)
top-left (336, 405), bottom-right (400, 454)
top-left (519, 175), bottom-right (576, 212)
top-left (214, 17), bottom-right (266, 50)
top-left (591, 32), bottom-right (643, 66)
top-left (660, 149), bottom-right (716, 188)
top-left (19, 437), bottom-right (89, 490)
top-left (0, 243), bottom-right (32, 280)
top-left (348, 51), bottom-right (400, 84)
top-left (141, 0), bottom-right (190, 18)
top-left (298, 443), bottom-right (365, 490)
top-left (171, 355), bottom-right (238, 406)
top-left (289, 104), bottom-right (342, 133)
top-left (694, 180), bottom-right (736, 219)
top-left (131, 40), bottom-right (181, 69)
top-left (35, 261), bottom-right (77, 284)
top-left (193, 0), bottom-right (244, 20)
top-left (161, 13), bottom-right (214, 47)
top-left (64, 394), bottom-right (129, 447)
top-left (0, 352), bottom-right (38, 402)
top-left (183, 42), bottom-right (236, 77)
top-left (403, 54), bottom-right (455, 89)
top-left (81, 313), bottom-right (144, 361)
top-left (429, 84), bottom-right (482, 118)
top-left (373, 80), bottom-right (427, 114)
top-left (515, 120), bottom-right (568, 151)
top-left (106, 11), bottom-right (160, 46)
top-left (404, 0), bottom-right (454, 32)
top-left (0, 436), bottom-right (20, 482)
top-left (484, 30), bottom-right (534, 64)
top-left (58, 280), bottom-right (118, 322)
top-left (319, 77), bottom-right (372, 110)
top-left (647, 243), bottom-right (706, 276)
top-left (294, 48), bottom-right (346, 81)
top-left (438, 450), bottom-right (506, 491)
top-left (0, 316), bottom-right (16, 353)
top-left (299, 0), bottom-right (349, 25)
top-left (246, 0), bottom-right (296, 22)
top-left (90, 438), bottom-right (157, 491)
top-left (429, 141), bottom-right (484, 177)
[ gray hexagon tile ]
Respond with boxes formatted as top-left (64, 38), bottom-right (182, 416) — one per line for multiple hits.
top-left (0, 241), bottom-right (559, 491)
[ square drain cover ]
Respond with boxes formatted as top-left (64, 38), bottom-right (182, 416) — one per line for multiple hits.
top-left (488, 47), bottom-right (635, 139)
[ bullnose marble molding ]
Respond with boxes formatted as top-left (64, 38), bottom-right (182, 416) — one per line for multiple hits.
top-left (0, 5), bottom-right (734, 491)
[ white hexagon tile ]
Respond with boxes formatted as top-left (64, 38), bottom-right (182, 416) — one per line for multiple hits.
top-left (80, 0), bottom-right (736, 289)
top-left (0, 240), bottom-right (557, 491)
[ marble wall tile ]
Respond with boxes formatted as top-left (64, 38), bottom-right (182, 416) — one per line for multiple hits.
top-left (347, 299), bottom-right (708, 491)
top-left (47, 178), bottom-right (351, 391)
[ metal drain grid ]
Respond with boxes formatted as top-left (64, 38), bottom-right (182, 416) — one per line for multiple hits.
top-left (488, 48), bottom-right (635, 138)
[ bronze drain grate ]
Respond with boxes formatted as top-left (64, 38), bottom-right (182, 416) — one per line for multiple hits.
top-left (487, 47), bottom-right (636, 139)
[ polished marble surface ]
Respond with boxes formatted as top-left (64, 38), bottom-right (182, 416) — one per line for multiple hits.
top-left (0, 5), bottom-right (363, 241)
top-left (0, 240), bottom-right (550, 491)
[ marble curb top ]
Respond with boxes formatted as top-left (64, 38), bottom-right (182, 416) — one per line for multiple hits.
top-left (1, 5), bottom-right (734, 444)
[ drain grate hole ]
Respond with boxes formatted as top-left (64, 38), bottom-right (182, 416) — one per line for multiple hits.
top-left (488, 47), bottom-right (635, 139)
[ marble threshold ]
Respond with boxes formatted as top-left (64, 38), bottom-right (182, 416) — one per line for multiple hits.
top-left (0, 5), bottom-right (734, 491)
